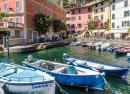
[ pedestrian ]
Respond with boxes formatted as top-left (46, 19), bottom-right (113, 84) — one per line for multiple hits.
top-left (41, 34), bottom-right (44, 42)
top-left (36, 35), bottom-right (39, 42)
top-left (112, 35), bottom-right (114, 40)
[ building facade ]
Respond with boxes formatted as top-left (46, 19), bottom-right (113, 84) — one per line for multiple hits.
top-left (110, 0), bottom-right (130, 39)
top-left (70, 6), bottom-right (92, 34)
top-left (0, 0), bottom-right (66, 43)
top-left (91, 0), bottom-right (111, 33)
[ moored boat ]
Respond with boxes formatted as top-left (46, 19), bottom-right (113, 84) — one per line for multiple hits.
top-left (92, 42), bottom-right (102, 49)
top-left (115, 46), bottom-right (130, 55)
top-left (81, 43), bottom-right (87, 47)
top-left (106, 46), bottom-right (121, 52)
top-left (70, 41), bottom-right (81, 46)
top-left (0, 60), bottom-right (55, 94)
top-left (22, 55), bottom-right (105, 91)
top-left (63, 53), bottom-right (129, 78)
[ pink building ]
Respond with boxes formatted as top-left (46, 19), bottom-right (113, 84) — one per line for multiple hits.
top-left (70, 6), bottom-right (92, 34)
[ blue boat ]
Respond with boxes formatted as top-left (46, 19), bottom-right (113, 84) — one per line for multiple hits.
top-left (0, 60), bottom-right (55, 94)
top-left (22, 55), bottom-right (105, 91)
top-left (81, 44), bottom-right (87, 47)
top-left (106, 46), bottom-right (121, 52)
top-left (63, 54), bottom-right (129, 78)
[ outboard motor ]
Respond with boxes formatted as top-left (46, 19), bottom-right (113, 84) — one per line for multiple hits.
top-left (63, 53), bottom-right (68, 58)
top-left (27, 55), bottom-right (33, 63)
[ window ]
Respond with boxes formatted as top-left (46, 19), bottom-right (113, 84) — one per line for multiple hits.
top-left (57, 15), bottom-right (59, 19)
top-left (94, 10), bottom-right (98, 14)
top-left (67, 24), bottom-right (70, 27)
top-left (60, 9), bottom-right (62, 13)
top-left (3, 18), bottom-right (7, 22)
top-left (88, 8), bottom-right (91, 12)
top-left (79, 10), bottom-right (81, 13)
top-left (124, 11), bottom-right (130, 17)
top-left (71, 17), bottom-right (75, 21)
top-left (101, 2), bottom-right (103, 6)
top-left (60, 17), bottom-right (62, 20)
top-left (16, 1), bottom-right (19, 12)
top-left (33, 19), bottom-right (36, 26)
top-left (88, 15), bottom-right (91, 19)
top-left (41, 8), bottom-right (44, 14)
top-left (112, 14), bottom-right (115, 19)
top-left (78, 16), bottom-right (81, 20)
top-left (101, 15), bottom-right (103, 20)
top-left (113, 0), bottom-right (115, 3)
top-left (122, 21), bottom-right (129, 27)
top-left (9, 18), bottom-right (13, 22)
top-left (41, 0), bottom-right (43, 3)
top-left (71, 24), bottom-right (75, 28)
top-left (47, 11), bottom-right (49, 16)
top-left (112, 5), bottom-right (115, 10)
top-left (3, 3), bottom-right (7, 13)
top-left (72, 11), bottom-right (75, 14)
top-left (57, 7), bottom-right (58, 12)
top-left (51, 12), bottom-right (53, 18)
top-left (94, 16), bottom-right (98, 20)
top-left (124, 0), bottom-right (128, 7)
top-left (112, 23), bottom-right (115, 28)
top-left (95, 4), bottom-right (98, 7)
top-left (33, 4), bottom-right (37, 12)
top-left (101, 8), bottom-right (104, 12)
top-left (78, 23), bottom-right (82, 28)
top-left (51, 4), bottom-right (53, 8)
top-left (47, 1), bottom-right (49, 6)
top-left (66, 17), bottom-right (70, 21)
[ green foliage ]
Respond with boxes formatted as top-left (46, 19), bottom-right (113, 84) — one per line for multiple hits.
top-left (106, 19), bottom-right (110, 31)
top-left (35, 13), bottom-right (52, 35)
top-left (59, 34), bottom-right (61, 38)
top-left (87, 19), bottom-right (94, 34)
top-left (53, 19), bottom-right (66, 32)
top-left (63, 1), bottom-right (69, 6)
top-left (0, 13), bottom-right (9, 21)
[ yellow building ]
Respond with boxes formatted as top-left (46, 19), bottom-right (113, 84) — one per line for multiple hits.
top-left (92, 0), bottom-right (111, 29)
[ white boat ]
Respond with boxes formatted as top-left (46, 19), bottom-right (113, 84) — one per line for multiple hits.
top-left (96, 43), bottom-right (110, 50)
top-left (0, 60), bottom-right (55, 94)
top-left (70, 41), bottom-right (81, 46)
top-left (91, 42), bottom-right (102, 49)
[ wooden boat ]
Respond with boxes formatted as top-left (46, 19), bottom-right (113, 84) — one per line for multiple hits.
top-left (115, 46), bottom-right (130, 55)
top-left (63, 54), bottom-right (129, 78)
top-left (0, 60), bottom-right (55, 94)
top-left (22, 55), bottom-right (105, 91)
top-left (70, 41), bottom-right (81, 46)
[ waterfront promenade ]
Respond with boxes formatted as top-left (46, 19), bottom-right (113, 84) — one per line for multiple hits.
top-left (4, 39), bottom-right (71, 53)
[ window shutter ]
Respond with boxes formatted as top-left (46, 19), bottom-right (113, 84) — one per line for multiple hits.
top-left (112, 23), bottom-right (115, 28)
top-left (124, 0), bottom-right (128, 7)
top-left (122, 22), bottom-right (124, 27)
top-left (124, 11), bottom-right (126, 17)
top-left (112, 5), bottom-right (115, 10)
top-left (128, 11), bottom-right (129, 16)
top-left (127, 21), bottom-right (129, 26)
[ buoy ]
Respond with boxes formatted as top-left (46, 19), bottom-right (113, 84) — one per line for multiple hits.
top-left (69, 44), bottom-right (70, 46)
top-left (121, 76), bottom-right (125, 79)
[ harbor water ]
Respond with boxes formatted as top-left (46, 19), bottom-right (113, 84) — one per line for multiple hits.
top-left (0, 45), bottom-right (130, 94)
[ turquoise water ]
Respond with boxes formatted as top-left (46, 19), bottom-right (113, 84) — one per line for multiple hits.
top-left (1, 45), bottom-right (130, 94)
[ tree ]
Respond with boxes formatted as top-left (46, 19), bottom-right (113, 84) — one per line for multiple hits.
top-left (63, 1), bottom-right (69, 6)
top-left (53, 19), bottom-right (66, 32)
top-left (35, 13), bottom-right (52, 35)
top-left (0, 13), bottom-right (9, 21)
top-left (87, 19), bottom-right (94, 34)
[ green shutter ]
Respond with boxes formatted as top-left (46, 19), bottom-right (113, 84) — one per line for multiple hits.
top-left (122, 22), bottom-right (124, 27)
top-left (128, 21), bottom-right (129, 26)
top-left (124, 11), bottom-right (126, 17)
top-left (112, 5), bottom-right (115, 10)
top-left (112, 23), bottom-right (115, 28)
top-left (124, 0), bottom-right (128, 7)
top-left (128, 11), bottom-right (129, 16)
top-left (112, 14), bottom-right (115, 19)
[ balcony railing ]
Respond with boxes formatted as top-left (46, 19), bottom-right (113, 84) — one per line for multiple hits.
top-left (0, 22), bottom-right (23, 28)
top-left (91, 25), bottom-right (107, 29)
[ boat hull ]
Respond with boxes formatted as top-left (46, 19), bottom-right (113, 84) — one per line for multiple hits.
top-left (115, 51), bottom-right (128, 55)
top-left (63, 57), bottom-right (129, 78)
top-left (0, 79), bottom-right (55, 94)
top-left (22, 63), bottom-right (105, 91)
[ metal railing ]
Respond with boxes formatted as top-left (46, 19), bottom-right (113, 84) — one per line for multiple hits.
top-left (0, 22), bottom-right (23, 28)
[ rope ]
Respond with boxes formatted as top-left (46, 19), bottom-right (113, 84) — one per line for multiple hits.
top-left (56, 82), bottom-right (69, 94)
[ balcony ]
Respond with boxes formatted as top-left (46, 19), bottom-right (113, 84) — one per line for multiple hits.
top-left (0, 22), bottom-right (23, 28)
top-left (91, 25), bottom-right (107, 29)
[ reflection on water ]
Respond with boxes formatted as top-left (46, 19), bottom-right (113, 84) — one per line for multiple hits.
top-left (0, 45), bottom-right (130, 94)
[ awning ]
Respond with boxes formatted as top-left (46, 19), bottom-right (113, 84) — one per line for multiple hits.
top-left (98, 30), bottom-right (105, 33)
top-left (109, 29), bottom-right (128, 33)
top-left (92, 30), bottom-right (98, 33)
top-left (104, 31), bottom-right (109, 34)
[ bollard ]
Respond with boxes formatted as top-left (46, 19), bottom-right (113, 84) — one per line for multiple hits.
top-left (6, 38), bottom-right (9, 56)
